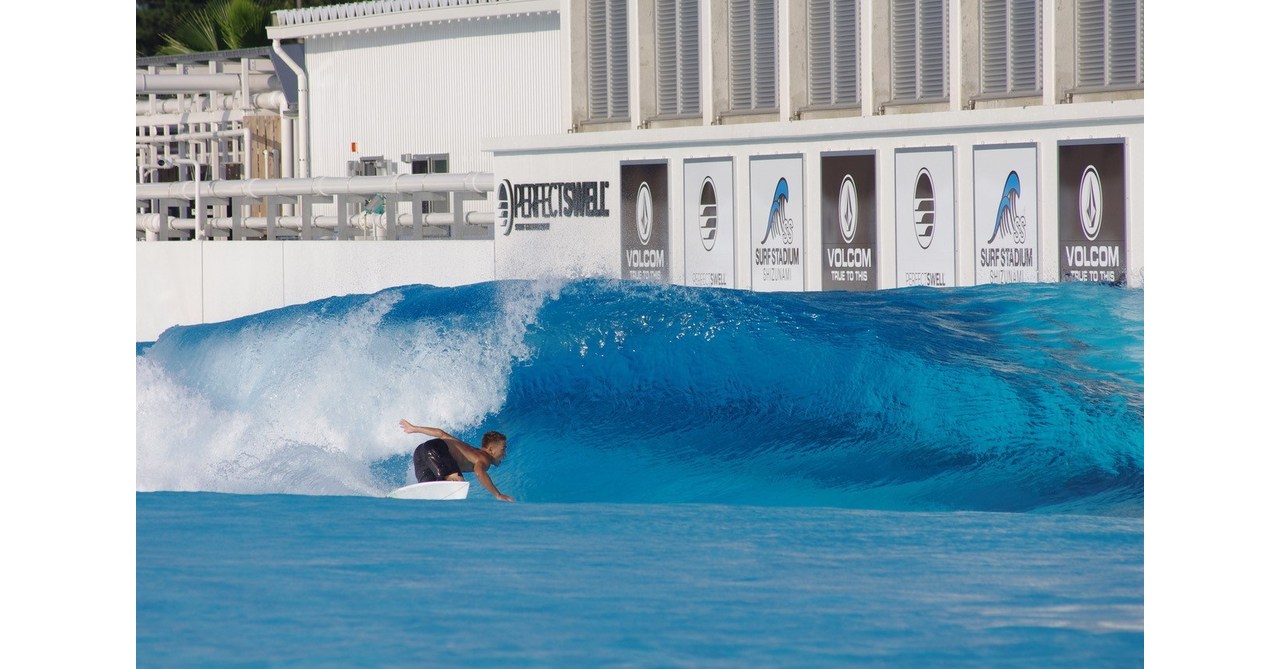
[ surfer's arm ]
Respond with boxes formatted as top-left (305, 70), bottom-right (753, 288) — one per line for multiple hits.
top-left (398, 419), bottom-right (460, 442)
top-left (471, 460), bottom-right (515, 502)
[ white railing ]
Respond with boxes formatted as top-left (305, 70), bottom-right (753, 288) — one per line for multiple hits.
top-left (136, 172), bottom-right (495, 242)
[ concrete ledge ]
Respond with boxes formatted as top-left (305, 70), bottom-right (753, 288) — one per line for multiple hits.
top-left (137, 240), bottom-right (495, 341)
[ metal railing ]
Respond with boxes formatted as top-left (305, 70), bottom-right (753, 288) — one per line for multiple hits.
top-left (136, 172), bottom-right (495, 241)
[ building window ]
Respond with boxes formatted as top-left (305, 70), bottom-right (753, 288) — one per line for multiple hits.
top-left (410, 155), bottom-right (449, 176)
top-left (981, 0), bottom-right (1041, 95)
top-left (656, 0), bottom-right (700, 117)
top-left (729, 0), bottom-right (777, 112)
top-left (1076, 0), bottom-right (1142, 89)
top-left (588, 0), bottom-right (629, 121)
top-left (348, 156), bottom-right (390, 176)
top-left (892, 0), bottom-right (948, 102)
top-left (808, 0), bottom-right (860, 107)
top-left (410, 154), bottom-right (450, 214)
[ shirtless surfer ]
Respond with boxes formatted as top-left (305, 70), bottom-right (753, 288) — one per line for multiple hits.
top-left (399, 419), bottom-right (515, 502)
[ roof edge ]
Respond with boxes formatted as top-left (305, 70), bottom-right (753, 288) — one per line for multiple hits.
top-left (267, 0), bottom-right (559, 40)
top-left (136, 46), bottom-right (275, 67)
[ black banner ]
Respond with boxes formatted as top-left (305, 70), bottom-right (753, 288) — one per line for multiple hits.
top-left (821, 154), bottom-right (877, 291)
top-left (620, 162), bottom-right (670, 282)
top-left (1058, 143), bottom-right (1126, 284)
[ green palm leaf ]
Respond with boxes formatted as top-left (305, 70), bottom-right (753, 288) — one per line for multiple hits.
top-left (159, 8), bottom-right (221, 55)
top-left (218, 0), bottom-right (269, 51)
top-left (157, 0), bottom-right (269, 55)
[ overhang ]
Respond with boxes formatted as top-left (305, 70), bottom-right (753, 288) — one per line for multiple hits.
top-left (267, 0), bottom-right (560, 40)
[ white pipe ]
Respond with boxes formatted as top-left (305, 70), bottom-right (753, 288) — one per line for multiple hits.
top-left (135, 129), bottom-right (247, 144)
top-left (136, 73), bottom-right (279, 94)
top-left (211, 121), bottom-right (222, 178)
top-left (136, 91), bottom-right (287, 115)
top-left (136, 214), bottom-right (170, 233)
top-left (243, 127), bottom-right (252, 178)
top-left (271, 39), bottom-right (309, 178)
top-left (240, 58), bottom-right (252, 112)
top-left (280, 112), bottom-right (294, 179)
top-left (167, 158), bottom-right (203, 240)
top-left (279, 112), bottom-right (294, 214)
top-left (136, 172), bottom-right (494, 200)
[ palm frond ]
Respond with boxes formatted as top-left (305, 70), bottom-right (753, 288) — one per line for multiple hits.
top-left (218, 0), bottom-right (269, 51)
top-left (158, 7), bottom-right (222, 54)
top-left (156, 0), bottom-right (271, 55)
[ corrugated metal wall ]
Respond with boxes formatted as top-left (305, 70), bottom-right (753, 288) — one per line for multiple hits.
top-left (307, 12), bottom-right (562, 178)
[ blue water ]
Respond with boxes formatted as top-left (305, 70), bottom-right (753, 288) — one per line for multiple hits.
top-left (136, 278), bottom-right (1144, 666)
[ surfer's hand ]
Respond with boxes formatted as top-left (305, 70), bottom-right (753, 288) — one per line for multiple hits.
top-left (496, 494), bottom-right (515, 502)
top-left (399, 419), bottom-right (416, 433)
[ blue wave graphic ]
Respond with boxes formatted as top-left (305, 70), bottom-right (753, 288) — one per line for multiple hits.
top-left (136, 279), bottom-right (1143, 515)
top-left (759, 178), bottom-right (789, 244)
top-left (988, 170), bottom-right (1022, 244)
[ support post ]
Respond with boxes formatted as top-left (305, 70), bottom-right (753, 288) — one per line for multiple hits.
top-left (265, 195), bottom-right (278, 240)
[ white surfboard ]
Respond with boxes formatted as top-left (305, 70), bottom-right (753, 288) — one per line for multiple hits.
top-left (387, 481), bottom-right (470, 500)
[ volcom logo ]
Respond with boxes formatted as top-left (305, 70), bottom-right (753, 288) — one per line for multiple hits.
top-left (636, 182), bottom-right (653, 246)
top-left (987, 171), bottom-right (1027, 245)
top-left (838, 175), bottom-right (858, 244)
top-left (699, 177), bottom-right (718, 251)
top-left (914, 168), bottom-right (935, 249)
top-left (1079, 165), bottom-right (1102, 241)
top-left (759, 178), bottom-right (794, 245)
top-left (496, 179), bottom-right (514, 236)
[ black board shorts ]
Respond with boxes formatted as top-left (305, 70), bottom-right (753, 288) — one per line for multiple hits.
top-left (414, 438), bottom-right (462, 482)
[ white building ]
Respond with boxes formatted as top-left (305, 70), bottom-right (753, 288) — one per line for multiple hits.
top-left (136, 0), bottom-right (1143, 340)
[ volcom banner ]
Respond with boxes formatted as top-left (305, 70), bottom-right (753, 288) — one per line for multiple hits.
top-left (683, 158), bottom-right (735, 288)
top-left (620, 162), bottom-right (670, 282)
top-left (895, 148), bottom-right (955, 287)
top-left (1058, 142), bottom-right (1126, 283)
top-left (750, 155), bottom-right (805, 291)
top-left (821, 153), bottom-right (876, 291)
top-left (973, 145), bottom-right (1039, 285)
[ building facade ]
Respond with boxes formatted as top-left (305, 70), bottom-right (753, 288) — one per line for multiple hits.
top-left (136, 0), bottom-right (1143, 339)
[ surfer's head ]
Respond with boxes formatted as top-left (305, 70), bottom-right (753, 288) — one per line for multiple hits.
top-left (481, 431), bottom-right (508, 464)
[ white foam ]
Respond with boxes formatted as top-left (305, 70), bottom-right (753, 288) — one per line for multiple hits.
top-left (135, 281), bottom-right (562, 495)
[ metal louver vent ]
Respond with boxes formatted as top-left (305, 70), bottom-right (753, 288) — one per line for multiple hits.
top-left (729, 0), bottom-right (777, 112)
top-left (588, 0), bottom-right (629, 121)
top-left (656, 0), bottom-right (701, 116)
top-left (809, 0), bottom-right (860, 106)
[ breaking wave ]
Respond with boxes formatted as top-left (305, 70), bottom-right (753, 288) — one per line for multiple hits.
top-left (137, 278), bottom-right (1143, 515)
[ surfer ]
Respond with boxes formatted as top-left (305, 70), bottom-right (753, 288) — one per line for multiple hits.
top-left (399, 419), bottom-right (515, 502)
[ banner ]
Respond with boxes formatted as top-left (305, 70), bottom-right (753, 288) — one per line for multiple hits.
top-left (750, 155), bottom-right (805, 291)
top-left (492, 154), bottom-right (619, 280)
top-left (1058, 142), bottom-right (1126, 284)
top-left (683, 158), bottom-right (735, 288)
top-left (495, 177), bottom-right (610, 236)
top-left (895, 148), bottom-right (955, 287)
top-left (973, 145), bottom-right (1039, 284)
top-left (820, 153), bottom-right (877, 291)
top-left (620, 162), bottom-right (670, 282)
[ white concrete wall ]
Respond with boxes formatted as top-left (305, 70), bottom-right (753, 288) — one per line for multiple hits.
top-left (488, 99), bottom-right (1143, 289)
top-left (137, 240), bottom-right (495, 341)
top-left (306, 11), bottom-right (563, 179)
top-left (137, 242), bottom-right (206, 340)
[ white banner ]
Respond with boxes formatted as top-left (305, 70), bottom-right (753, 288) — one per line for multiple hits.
top-left (973, 145), bottom-right (1039, 284)
top-left (683, 158), bottom-right (735, 288)
top-left (492, 153), bottom-right (620, 280)
top-left (895, 148), bottom-right (955, 287)
top-left (750, 155), bottom-right (805, 291)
